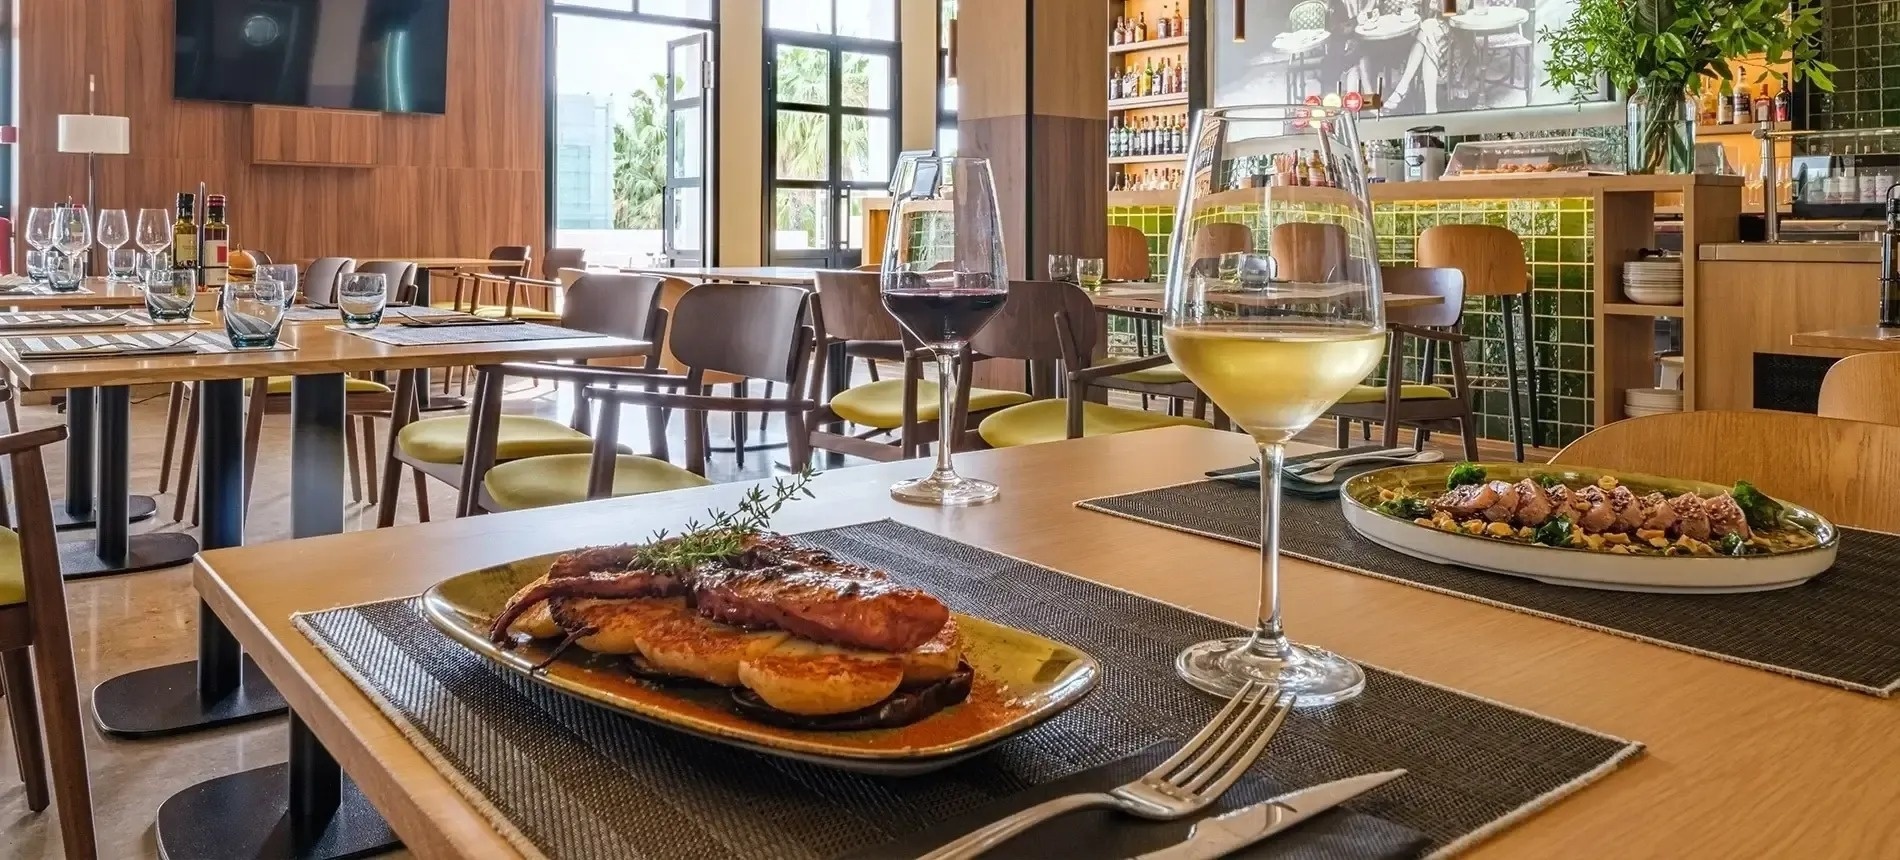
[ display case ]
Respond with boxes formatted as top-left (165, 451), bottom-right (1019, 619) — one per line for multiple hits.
top-left (1441, 137), bottom-right (1623, 179)
top-left (1787, 128), bottom-right (1900, 220)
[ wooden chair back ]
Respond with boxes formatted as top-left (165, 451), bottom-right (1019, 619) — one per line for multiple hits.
top-left (1416, 224), bottom-right (1527, 297)
top-left (245, 250), bottom-right (273, 265)
top-left (1269, 222), bottom-right (1349, 283)
top-left (0, 425), bottom-right (94, 858)
top-left (813, 270), bottom-right (904, 344)
top-left (355, 260), bottom-right (418, 303)
top-left (671, 283), bottom-right (812, 385)
top-left (303, 257), bottom-right (356, 305)
top-left (1818, 352), bottom-right (1900, 425)
top-left (562, 273), bottom-right (665, 346)
top-left (1189, 221), bottom-right (1254, 264)
top-left (1551, 410), bottom-right (1900, 532)
top-left (970, 280), bottom-right (1100, 364)
top-left (1106, 225), bottom-right (1152, 281)
top-left (486, 245), bottom-right (532, 277)
top-left (1381, 265), bottom-right (1466, 329)
top-left (543, 247), bottom-right (586, 280)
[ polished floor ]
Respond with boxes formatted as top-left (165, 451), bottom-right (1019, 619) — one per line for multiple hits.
top-left (0, 379), bottom-right (1552, 859)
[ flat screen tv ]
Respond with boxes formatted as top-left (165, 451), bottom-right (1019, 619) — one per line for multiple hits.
top-left (175, 0), bottom-right (450, 115)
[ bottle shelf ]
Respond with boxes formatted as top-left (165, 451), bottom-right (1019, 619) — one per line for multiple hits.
top-left (1695, 120), bottom-right (1790, 136)
top-left (1109, 93), bottom-right (1188, 111)
top-left (1107, 34), bottom-right (1190, 55)
top-left (1108, 153), bottom-right (1186, 165)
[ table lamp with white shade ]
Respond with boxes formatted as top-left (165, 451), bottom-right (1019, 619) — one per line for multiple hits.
top-left (57, 75), bottom-right (130, 273)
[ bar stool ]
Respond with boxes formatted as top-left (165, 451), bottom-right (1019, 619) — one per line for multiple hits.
top-left (1416, 224), bottom-right (1541, 461)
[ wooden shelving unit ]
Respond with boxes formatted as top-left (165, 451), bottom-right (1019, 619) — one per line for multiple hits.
top-left (1108, 34), bottom-right (1188, 55)
top-left (1107, 0), bottom-right (1193, 194)
top-left (1108, 93), bottom-right (1188, 111)
top-left (1109, 153), bottom-right (1187, 165)
top-left (1696, 121), bottom-right (1789, 137)
top-left (1602, 302), bottom-right (1687, 318)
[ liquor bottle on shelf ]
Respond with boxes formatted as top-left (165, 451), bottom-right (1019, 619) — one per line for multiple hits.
top-left (1774, 83), bottom-right (1791, 123)
top-left (171, 192), bottom-right (199, 277)
top-left (1174, 4), bottom-right (1186, 37)
top-left (1293, 149), bottom-right (1310, 186)
top-left (1175, 55), bottom-right (1187, 93)
top-left (1698, 85), bottom-right (1718, 125)
top-left (1308, 150), bottom-right (1330, 187)
top-left (1109, 117), bottom-right (1122, 156)
top-left (201, 194), bottom-right (230, 288)
top-left (1157, 8), bottom-right (1171, 38)
top-left (1112, 16), bottom-right (1125, 44)
top-left (1172, 116), bottom-right (1185, 153)
top-left (1137, 12), bottom-right (1148, 41)
top-left (1716, 78), bottom-right (1734, 125)
top-left (1731, 66), bottom-right (1751, 124)
top-left (1753, 81), bottom-right (1772, 123)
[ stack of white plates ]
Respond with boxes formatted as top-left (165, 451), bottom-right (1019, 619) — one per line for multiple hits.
top-left (1622, 260), bottom-right (1683, 305)
top-left (1624, 387), bottom-right (1684, 419)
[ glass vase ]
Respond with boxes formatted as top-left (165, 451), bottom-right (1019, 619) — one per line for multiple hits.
top-left (1627, 80), bottom-right (1696, 175)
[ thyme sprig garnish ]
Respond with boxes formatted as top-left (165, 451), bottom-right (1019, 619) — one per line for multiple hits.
top-left (634, 468), bottom-right (816, 573)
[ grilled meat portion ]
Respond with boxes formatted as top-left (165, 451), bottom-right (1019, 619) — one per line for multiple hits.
top-left (1439, 482), bottom-right (1502, 516)
top-left (1573, 486), bottom-right (1617, 533)
top-left (1705, 494), bottom-right (1753, 540)
top-left (1425, 474), bottom-right (1765, 546)
top-left (694, 566), bottom-right (951, 653)
top-left (1511, 480), bottom-right (1553, 527)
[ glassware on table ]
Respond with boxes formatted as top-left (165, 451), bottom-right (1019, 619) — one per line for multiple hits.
top-left (257, 264), bottom-right (300, 301)
top-left (106, 248), bottom-right (141, 281)
top-left (135, 208), bottom-right (172, 269)
top-left (338, 273), bottom-right (389, 329)
top-left (1077, 257), bottom-right (1106, 290)
top-left (46, 250), bottom-right (84, 293)
top-left (23, 208), bottom-right (57, 262)
top-left (1047, 253), bottom-right (1076, 283)
top-left (97, 209), bottom-right (131, 279)
top-left (223, 276), bottom-right (290, 349)
top-left (1162, 105), bottom-right (1387, 705)
top-left (54, 204), bottom-right (92, 277)
top-left (880, 155), bottom-right (1009, 507)
top-left (24, 249), bottom-right (50, 284)
top-left (144, 269), bottom-right (198, 322)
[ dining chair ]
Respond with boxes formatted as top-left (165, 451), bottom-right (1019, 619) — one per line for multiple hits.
top-left (1418, 223), bottom-right (1539, 461)
top-left (1818, 352), bottom-right (1900, 425)
top-left (467, 282), bottom-right (815, 513)
top-left (376, 274), bottom-right (667, 525)
top-left (975, 281), bottom-right (1213, 448)
top-left (1187, 221), bottom-right (1254, 267)
top-left (302, 257), bottom-right (357, 306)
top-left (432, 246), bottom-right (533, 313)
top-left (355, 260), bottom-right (418, 304)
top-left (1551, 410), bottom-right (1900, 533)
top-left (806, 271), bottom-right (1029, 462)
top-left (1106, 225), bottom-right (1152, 282)
top-left (1320, 265), bottom-right (1480, 459)
top-left (1269, 222), bottom-right (1351, 282)
top-left (0, 425), bottom-right (96, 859)
top-left (471, 247), bottom-right (589, 321)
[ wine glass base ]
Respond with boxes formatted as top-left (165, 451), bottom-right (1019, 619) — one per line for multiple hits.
top-left (889, 475), bottom-right (999, 507)
top-left (1176, 635), bottom-right (1366, 706)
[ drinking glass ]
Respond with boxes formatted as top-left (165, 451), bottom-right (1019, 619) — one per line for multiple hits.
top-left (1163, 105), bottom-right (1387, 705)
top-left (880, 155), bottom-right (1009, 507)
top-left (1047, 253), bottom-right (1076, 283)
top-left (97, 209), bottom-right (130, 279)
top-left (24, 249), bottom-right (50, 284)
top-left (1077, 257), bottom-right (1106, 290)
top-left (55, 204), bottom-right (92, 269)
top-left (46, 250), bottom-right (84, 293)
top-left (258, 264), bottom-right (299, 302)
top-left (144, 269), bottom-right (198, 322)
top-left (23, 208), bottom-right (56, 258)
top-left (224, 276), bottom-right (290, 349)
top-left (135, 208), bottom-right (172, 266)
top-left (106, 248), bottom-right (141, 281)
top-left (338, 273), bottom-right (388, 329)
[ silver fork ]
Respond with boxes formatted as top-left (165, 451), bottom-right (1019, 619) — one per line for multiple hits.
top-left (917, 683), bottom-right (1297, 860)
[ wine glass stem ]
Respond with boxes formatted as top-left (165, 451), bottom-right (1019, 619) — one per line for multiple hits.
top-left (930, 348), bottom-right (962, 482)
top-left (1249, 441), bottom-right (1292, 660)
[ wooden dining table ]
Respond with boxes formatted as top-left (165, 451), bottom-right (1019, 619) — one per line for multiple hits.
top-left (617, 265), bottom-right (828, 286)
top-left (194, 426), bottom-right (1900, 859)
top-left (0, 276), bottom-right (149, 310)
top-left (1790, 326), bottom-right (1900, 354)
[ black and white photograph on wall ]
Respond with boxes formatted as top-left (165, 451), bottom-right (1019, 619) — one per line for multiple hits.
top-left (1210, 0), bottom-right (1611, 116)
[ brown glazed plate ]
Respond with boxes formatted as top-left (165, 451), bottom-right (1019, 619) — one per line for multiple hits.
top-left (423, 551), bottom-right (1100, 774)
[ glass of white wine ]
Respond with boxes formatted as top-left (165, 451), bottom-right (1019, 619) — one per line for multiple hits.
top-left (1164, 105), bottom-right (1387, 705)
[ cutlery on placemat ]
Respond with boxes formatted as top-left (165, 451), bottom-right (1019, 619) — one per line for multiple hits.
top-left (393, 311), bottom-right (523, 328)
top-left (0, 312), bottom-right (131, 330)
top-left (15, 333), bottom-right (198, 359)
top-left (918, 683), bottom-right (1297, 860)
top-left (1131, 769), bottom-right (1407, 860)
top-left (1294, 450), bottom-right (1444, 484)
top-left (1212, 447), bottom-right (1417, 483)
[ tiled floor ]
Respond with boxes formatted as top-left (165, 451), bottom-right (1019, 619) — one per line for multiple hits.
top-left (0, 377), bottom-right (1551, 859)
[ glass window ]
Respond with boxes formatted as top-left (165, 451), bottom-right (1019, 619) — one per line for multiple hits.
top-left (835, 0), bottom-right (896, 40)
top-left (557, 0), bottom-right (633, 11)
top-left (774, 189), bottom-right (831, 250)
top-left (937, 125), bottom-right (959, 157)
top-left (842, 52), bottom-right (893, 109)
top-left (775, 45), bottom-right (830, 105)
top-left (671, 107), bottom-right (703, 177)
top-left (768, 0), bottom-right (831, 34)
top-left (841, 115), bottom-right (894, 182)
top-left (775, 111), bottom-right (831, 180)
top-left (670, 189), bottom-right (703, 251)
top-left (638, 0), bottom-right (712, 18)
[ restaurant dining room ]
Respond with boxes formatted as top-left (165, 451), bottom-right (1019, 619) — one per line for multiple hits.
top-left (3, 0), bottom-right (1900, 857)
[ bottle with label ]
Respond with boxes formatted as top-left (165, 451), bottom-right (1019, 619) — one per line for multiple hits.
top-left (1112, 16), bottom-right (1125, 44)
top-left (1174, 4), bottom-right (1186, 37)
top-left (1698, 85), bottom-right (1718, 125)
top-left (201, 194), bottom-right (230, 289)
top-left (171, 192), bottom-right (199, 276)
top-left (1157, 9), bottom-right (1171, 38)
top-left (1293, 149), bottom-right (1310, 186)
top-left (1753, 80), bottom-right (1772, 123)
top-left (1773, 85), bottom-right (1791, 123)
top-left (1137, 12), bottom-right (1148, 41)
top-left (1172, 116), bottom-right (1185, 153)
top-left (1308, 149), bottom-right (1329, 187)
top-left (1109, 117), bottom-right (1122, 156)
top-left (1731, 67), bottom-right (1751, 124)
top-left (1715, 78), bottom-right (1734, 125)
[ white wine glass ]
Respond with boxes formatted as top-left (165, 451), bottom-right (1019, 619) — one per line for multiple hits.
top-left (1163, 105), bottom-right (1387, 705)
top-left (880, 156), bottom-right (1009, 506)
top-left (135, 207), bottom-right (172, 270)
top-left (56, 204), bottom-right (92, 258)
top-left (23, 207), bottom-right (56, 254)
top-left (97, 209), bottom-right (132, 280)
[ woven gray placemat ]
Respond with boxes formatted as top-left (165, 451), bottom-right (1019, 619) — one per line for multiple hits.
top-left (1, 329), bottom-right (295, 356)
top-left (338, 320), bottom-right (582, 346)
top-left (295, 520), bottom-right (1639, 860)
top-left (1079, 480), bottom-right (1900, 696)
top-left (283, 305), bottom-right (462, 323)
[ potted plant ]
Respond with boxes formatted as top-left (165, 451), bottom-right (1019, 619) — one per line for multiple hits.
top-left (1543, 0), bottom-right (1833, 174)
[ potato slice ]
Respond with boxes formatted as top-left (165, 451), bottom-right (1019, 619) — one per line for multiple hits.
top-left (899, 618), bottom-right (962, 687)
top-left (552, 596), bottom-right (693, 656)
top-left (632, 607), bottom-right (788, 686)
top-left (738, 638), bottom-right (904, 716)
top-left (502, 575), bottom-right (564, 640)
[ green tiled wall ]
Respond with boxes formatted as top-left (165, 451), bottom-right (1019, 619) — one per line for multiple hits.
top-left (1106, 196), bottom-right (1598, 448)
top-left (1811, 0), bottom-right (1900, 130)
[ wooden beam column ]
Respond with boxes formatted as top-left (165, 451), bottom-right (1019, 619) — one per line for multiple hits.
top-left (957, 0), bottom-right (1108, 281)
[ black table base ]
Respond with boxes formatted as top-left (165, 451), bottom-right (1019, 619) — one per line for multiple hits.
top-left (60, 532), bottom-right (199, 580)
top-left (155, 715), bottom-right (398, 860)
top-left (93, 654), bottom-right (286, 738)
top-left (51, 494), bottom-right (157, 531)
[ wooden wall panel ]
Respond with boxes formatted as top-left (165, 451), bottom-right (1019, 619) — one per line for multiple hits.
top-left (19, 0), bottom-right (545, 265)
top-left (251, 107), bottom-right (380, 168)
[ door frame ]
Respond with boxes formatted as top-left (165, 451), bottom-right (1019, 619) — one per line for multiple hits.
top-left (662, 32), bottom-right (712, 267)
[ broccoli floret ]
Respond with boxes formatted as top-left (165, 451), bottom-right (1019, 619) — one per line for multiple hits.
top-left (1446, 463), bottom-right (1487, 489)
top-left (1532, 515), bottom-right (1573, 547)
top-left (1377, 495), bottom-right (1431, 520)
top-left (1716, 532), bottom-right (1748, 556)
top-left (1731, 481), bottom-right (1785, 531)
top-left (1534, 472), bottom-right (1564, 489)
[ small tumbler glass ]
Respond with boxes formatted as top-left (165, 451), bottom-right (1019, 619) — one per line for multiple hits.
top-left (144, 269), bottom-right (198, 322)
top-left (47, 251), bottom-right (84, 293)
top-left (224, 277), bottom-right (290, 349)
top-left (24, 249), bottom-right (49, 284)
top-left (257, 264), bottom-right (300, 303)
top-left (1077, 257), bottom-right (1106, 290)
top-left (1047, 253), bottom-right (1076, 283)
top-left (107, 248), bottom-right (141, 282)
top-left (338, 273), bottom-right (389, 329)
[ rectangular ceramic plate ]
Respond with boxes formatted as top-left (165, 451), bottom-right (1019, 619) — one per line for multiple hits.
top-left (422, 551), bottom-right (1100, 775)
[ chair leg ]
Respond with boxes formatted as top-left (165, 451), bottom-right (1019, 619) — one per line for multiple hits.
top-left (241, 379), bottom-right (266, 515)
top-left (1517, 292), bottom-right (1544, 448)
top-left (361, 419), bottom-right (381, 506)
top-left (173, 385), bottom-right (201, 524)
top-left (2, 389), bottom-right (16, 434)
top-left (1334, 417), bottom-right (1350, 448)
top-left (1, 647), bottom-right (48, 812)
top-left (1500, 295), bottom-right (1527, 462)
top-left (730, 382), bottom-right (747, 471)
top-left (864, 358), bottom-right (879, 383)
top-left (759, 382), bottom-right (773, 434)
top-left (412, 468), bottom-right (431, 523)
top-left (344, 416), bottom-right (364, 504)
top-left (158, 382), bottom-right (184, 494)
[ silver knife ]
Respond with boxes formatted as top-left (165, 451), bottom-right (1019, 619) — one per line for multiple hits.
top-left (1132, 770), bottom-right (1406, 860)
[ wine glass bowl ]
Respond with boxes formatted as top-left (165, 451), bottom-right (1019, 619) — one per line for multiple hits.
top-left (135, 208), bottom-right (172, 270)
top-left (880, 156), bottom-right (1010, 507)
top-left (1163, 105), bottom-right (1387, 705)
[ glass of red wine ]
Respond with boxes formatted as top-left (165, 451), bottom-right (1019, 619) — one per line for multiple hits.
top-left (880, 156), bottom-right (1009, 506)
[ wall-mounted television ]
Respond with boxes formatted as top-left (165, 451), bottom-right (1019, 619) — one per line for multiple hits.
top-left (175, 0), bottom-right (450, 115)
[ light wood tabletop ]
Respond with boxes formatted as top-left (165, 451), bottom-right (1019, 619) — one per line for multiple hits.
top-left (195, 427), bottom-right (1900, 859)
top-left (295, 258), bottom-right (527, 271)
top-left (617, 265), bottom-right (829, 286)
top-left (0, 321), bottom-right (650, 390)
top-left (0, 277), bottom-right (148, 310)
top-left (1790, 327), bottom-right (1900, 354)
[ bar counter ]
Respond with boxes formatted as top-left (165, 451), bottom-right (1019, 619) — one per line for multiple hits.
top-left (1696, 240), bottom-right (1881, 412)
